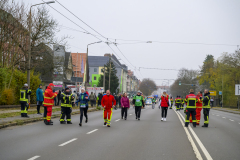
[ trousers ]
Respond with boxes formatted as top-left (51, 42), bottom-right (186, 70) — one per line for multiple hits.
top-left (121, 107), bottom-right (128, 118)
top-left (176, 103), bottom-right (181, 110)
top-left (80, 107), bottom-right (88, 123)
top-left (161, 107), bottom-right (168, 118)
top-left (185, 108), bottom-right (196, 127)
top-left (46, 106), bottom-right (52, 122)
top-left (135, 106), bottom-right (142, 118)
top-left (20, 102), bottom-right (28, 117)
top-left (43, 106), bottom-right (47, 120)
top-left (203, 108), bottom-right (210, 127)
top-left (60, 107), bottom-right (72, 122)
top-left (103, 108), bottom-right (112, 125)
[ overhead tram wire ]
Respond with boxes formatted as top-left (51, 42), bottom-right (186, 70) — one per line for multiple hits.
top-left (55, 0), bottom-right (109, 42)
top-left (42, 0), bottom-right (104, 42)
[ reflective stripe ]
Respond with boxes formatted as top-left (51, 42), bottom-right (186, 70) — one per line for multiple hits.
top-left (67, 119), bottom-right (71, 121)
top-left (43, 102), bottom-right (54, 105)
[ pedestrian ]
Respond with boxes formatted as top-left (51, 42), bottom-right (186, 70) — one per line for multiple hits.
top-left (93, 93), bottom-right (97, 106)
top-left (57, 89), bottom-right (61, 106)
top-left (114, 93), bottom-right (119, 110)
top-left (132, 90), bottom-right (144, 120)
top-left (53, 89), bottom-right (57, 106)
top-left (98, 92), bottom-right (103, 107)
top-left (118, 94), bottom-right (122, 108)
top-left (43, 83), bottom-right (58, 125)
top-left (76, 91), bottom-right (79, 107)
top-left (175, 96), bottom-right (181, 111)
top-left (59, 88), bottom-right (74, 124)
top-left (89, 92), bottom-right (95, 107)
top-left (72, 91), bottom-right (77, 107)
top-left (101, 90), bottom-right (116, 127)
top-left (202, 89), bottom-right (211, 127)
top-left (196, 91), bottom-right (203, 125)
top-left (43, 86), bottom-right (48, 123)
top-left (36, 84), bottom-right (43, 115)
top-left (159, 91), bottom-right (171, 121)
top-left (120, 93), bottom-right (130, 120)
top-left (75, 88), bottom-right (89, 126)
top-left (181, 97), bottom-right (184, 110)
top-left (170, 97), bottom-right (173, 109)
top-left (20, 83), bottom-right (32, 118)
top-left (184, 89), bottom-right (197, 127)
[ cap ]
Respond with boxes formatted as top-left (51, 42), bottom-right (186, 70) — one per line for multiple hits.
top-left (49, 83), bottom-right (55, 87)
top-left (65, 87), bottom-right (70, 90)
top-left (24, 83), bottom-right (28, 87)
top-left (81, 88), bottom-right (85, 91)
top-left (137, 90), bottom-right (141, 93)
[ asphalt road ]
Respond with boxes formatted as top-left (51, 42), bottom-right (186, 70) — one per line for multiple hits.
top-left (0, 105), bottom-right (240, 160)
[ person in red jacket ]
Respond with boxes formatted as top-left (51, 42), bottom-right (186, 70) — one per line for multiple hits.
top-left (43, 83), bottom-right (58, 125)
top-left (196, 91), bottom-right (203, 125)
top-left (159, 91), bottom-right (171, 121)
top-left (101, 90), bottom-right (116, 127)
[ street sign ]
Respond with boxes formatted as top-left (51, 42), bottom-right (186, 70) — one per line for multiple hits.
top-left (53, 81), bottom-right (63, 85)
top-left (209, 91), bottom-right (216, 96)
top-left (219, 91), bottom-right (222, 95)
top-left (235, 84), bottom-right (240, 95)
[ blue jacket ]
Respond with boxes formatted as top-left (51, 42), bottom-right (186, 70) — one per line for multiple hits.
top-left (76, 92), bottom-right (89, 104)
top-left (36, 87), bottom-right (44, 102)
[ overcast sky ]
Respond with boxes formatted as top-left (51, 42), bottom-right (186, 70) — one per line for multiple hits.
top-left (15, 0), bottom-right (240, 86)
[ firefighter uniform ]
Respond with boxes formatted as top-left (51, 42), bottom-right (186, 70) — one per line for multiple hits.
top-left (170, 98), bottom-right (173, 109)
top-left (43, 83), bottom-right (58, 125)
top-left (60, 91), bottom-right (74, 124)
top-left (196, 94), bottom-right (203, 125)
top-left (175, 96), bottom-right (181, 111)
top-left (185, 92), bottom-right (198, 127)
top-left (181, 99), bottom-right (184, 110)
top-left (20, 85), bottom-right (31, 117)
top-left (202, 92), bottom-right (211, 127)
top-left (101, 94), bottom-right (116, 127)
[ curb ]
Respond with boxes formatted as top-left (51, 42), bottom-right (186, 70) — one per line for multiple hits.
top-left (0, 108), bottom-right (99, 129)
top-left (212, 108), bottom-right (240, 115)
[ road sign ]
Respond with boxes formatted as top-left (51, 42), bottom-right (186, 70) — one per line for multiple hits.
top-left (209, 91), bottom-right (216, 96)
top-left (219, 91), bottom-right (222, 95)
top-left (235, 84), bottom-right (240, 95)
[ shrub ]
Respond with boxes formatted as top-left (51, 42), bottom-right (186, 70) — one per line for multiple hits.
top-left (0, 88), bottom-right (15, 105)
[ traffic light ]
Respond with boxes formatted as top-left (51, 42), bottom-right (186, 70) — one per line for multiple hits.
top-left (179, 81), bottom-right (181, 85)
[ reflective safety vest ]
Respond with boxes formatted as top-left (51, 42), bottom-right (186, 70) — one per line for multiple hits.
top-left (203, 95), bottom-right (211, 108)
top-left (61, 93), bottom-right (73, 107)
top-left (43, 86), bottom-right (57, 107)
top-left (133, 95), bottom-right (143, 106)
top-left (170, 98), bottom-right (173, 103)
top-left (176, 98), bottom-right (182, 104)
top-left (20, 89), bottom-right (31, 102)
top-left (185, 93), bottom-right (197, 109)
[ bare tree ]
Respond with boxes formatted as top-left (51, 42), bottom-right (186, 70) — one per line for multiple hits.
top-left (139, 78), bottom-right (157, 96)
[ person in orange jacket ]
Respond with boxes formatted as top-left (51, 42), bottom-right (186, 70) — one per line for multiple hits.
top-left (189, 91), bottom-right (202, 124)
top-left (101, 90), bottom-right (116, 127)
top-left (43, 83), bottom-right (58, 125)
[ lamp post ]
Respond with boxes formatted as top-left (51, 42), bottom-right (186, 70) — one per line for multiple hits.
top-left (27, 1), bottom-right (55, 101)
top-left (85, 41), bottom-right (102, 90)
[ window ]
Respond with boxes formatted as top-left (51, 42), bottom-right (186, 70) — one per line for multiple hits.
top-left (94, 76), bottom-right (97, 80)
top-left (94, 68), bottom-right (97, 72)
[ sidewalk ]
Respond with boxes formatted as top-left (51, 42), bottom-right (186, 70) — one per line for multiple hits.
top-left (0, 107), bottom-right (98, 129)
top-left (212, 107), bottom-right (240, 115)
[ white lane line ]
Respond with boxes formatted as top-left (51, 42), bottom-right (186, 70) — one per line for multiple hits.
top-left (59, 138), bottom-right (77, 146)
top-left (173, 109), bottom-right (203, 160)
top-left (178, 111), bottom-right (213, 160)
top-left (86, 129), bottom-right (98, 134)
top-left (129, 114), bottom-right (132, 115)
top-left (27, 156), bottom-right (40, 160)
top-left (229, 119), bottom-right (234, 122)
top-left (222, 117), bottom-right (226, 119)
top-left (115, 119), bottom-right (120, 122)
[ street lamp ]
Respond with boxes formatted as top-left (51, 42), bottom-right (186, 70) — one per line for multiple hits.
top-left (85, 41), bottom-right (102, 90)
top-left (27, 1), bottom-right (55, 98)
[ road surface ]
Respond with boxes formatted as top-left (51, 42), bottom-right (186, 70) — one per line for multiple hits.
top-left (0, 105), bottom-right (240, 160)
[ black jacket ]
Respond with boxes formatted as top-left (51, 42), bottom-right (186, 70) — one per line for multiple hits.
top-left (203, 92), bottom-right (210, 106)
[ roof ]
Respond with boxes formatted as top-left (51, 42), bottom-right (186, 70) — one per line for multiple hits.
top-left (89, 56), bottom-right (123, 68)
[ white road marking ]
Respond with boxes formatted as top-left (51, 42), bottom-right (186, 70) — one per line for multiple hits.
top-left (115, 119), bottom-right (120, 122)
top-left (173, 109), bottom-right (203, 160)
top-left (87, 129), bottom-right (98, 134)
top-left (222, 117), bottom-right (226, 119)
top-left (129, 114), bottom-right (132, 115)
top-left (59, 138), bottom-right (77, 146)
top-left (229, 119), bottom-right (234, 122)
top-left (27, 156), bottom-right (40, 160)
top-left (178, 111), bottom-right (213, 160)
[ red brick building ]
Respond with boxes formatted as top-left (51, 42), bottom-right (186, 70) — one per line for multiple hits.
top-left (71, 53), bottom-right (87, 80)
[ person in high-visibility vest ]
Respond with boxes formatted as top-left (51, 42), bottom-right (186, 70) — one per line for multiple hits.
top-left (175, 96), bottom-right (181, 111)
top-left (181, 97), bottom-right (184, 110)
top-left (170, 97), bottom-right (173, 109)
top-left (59, 87), bottom-right (74, 124)
top-left (185, 89), bottom-right (198, 127)
top-left (133, 90), bottom-right (144, 120)
top-left (202, 89), bottom-right (211, 127)
top-left (20, 83), bottom-right (32, 117)
top-left (43, 83), bottom-right (58, 125)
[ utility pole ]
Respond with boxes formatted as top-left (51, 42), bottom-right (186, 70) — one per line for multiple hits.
top-left (103, 65), bottom-right (106, 92)
top-left (109, 55), bottom-right (111, 91)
